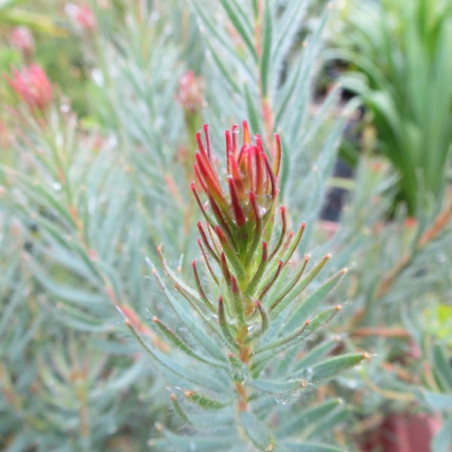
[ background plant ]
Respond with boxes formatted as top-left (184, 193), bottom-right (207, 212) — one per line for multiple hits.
top-left (329, 0), bottom-right (452, 214)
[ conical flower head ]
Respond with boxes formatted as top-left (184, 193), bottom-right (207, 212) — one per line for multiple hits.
top-left (192, 121), bottom-right (281, 263)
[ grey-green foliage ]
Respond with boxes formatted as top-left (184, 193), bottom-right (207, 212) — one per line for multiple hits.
top-left (191, 0), bottom-right (353, 233)
top-left (0, 107), bottom-right (170, 451)
top-left (317, 154), bottom-right (452, 445)
top-left (92, 0), bottom-right (195, 262)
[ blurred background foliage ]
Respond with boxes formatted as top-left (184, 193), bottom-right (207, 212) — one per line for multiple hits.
top-left (0, 0), bottom-right (451, 451)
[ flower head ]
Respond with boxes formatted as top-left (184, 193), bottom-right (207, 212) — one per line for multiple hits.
top-left (5, 64), bottom-right (53, 113)
top-left (192, 121), bottom-right (281, 262)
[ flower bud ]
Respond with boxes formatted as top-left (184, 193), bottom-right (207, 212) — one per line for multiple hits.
top-left (5, 64), bottom-right (53, 113)
top-left (192, 121), bottom-right (281, 262)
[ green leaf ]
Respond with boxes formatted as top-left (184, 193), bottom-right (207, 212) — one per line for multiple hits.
top-left (240, 411), bottom-right (274, 450)
top-left (0, 0), bottom-right (28, 9)
top-left (184, 390), bottom-right (229, 410)
top-left (281, 442), bottom-right (344, 452)
top-left (125, 320), bottom-right (228, 393)
top-left (277, 398), bottom-right (345, 438)
top-left (292, 338), bottom-right (339, 374)
top-left (260, 0), bottom-right (272, 97)
top-left (219, 0), bottom-right (257, 61)
top-left (0, 8), bottom-right (67, 36)
top-left (310, 353), bottom-right (367, 383)
top-left (154, 430), bottom-right (238, 452)
top-left (431, 416), bottom-right (452, 452)
top-left (250, 377), bottom-right (309, 396)
top-left (190, 0), bottom-right (254, 78)
top-left (151, 317), bottom-right (227, 370)
top-left (283, 269), bottom-right (346, 332)
top-left (433, 344), bottom-right (452, 391)
top-left (204, 36), bottom-right (240, 92)
top-left (254, 306), bottom-right (339, 361)
top-left (423, 390), bottom-right (452, 412)
top-left (271, 1), bottom-right (309, 87)
top-left (149, 264), bottom-right (226, 362)
top-left (244, 82), bottom-right (261, 135)
top-left (271, 254), bottom-right (331, 319)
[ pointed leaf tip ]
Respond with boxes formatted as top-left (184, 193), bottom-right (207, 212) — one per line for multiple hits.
top-left (242, 120), bottom-right (250, 144)
top-left (231, 277), bottom-right (239, 293)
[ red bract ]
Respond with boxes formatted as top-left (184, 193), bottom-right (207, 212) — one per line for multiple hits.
top-left (192, 121), bottom-right (281, 259)
top-left (5, 64), bottom-right (53, 113)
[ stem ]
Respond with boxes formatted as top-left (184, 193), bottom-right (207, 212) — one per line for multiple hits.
top-left (235, 381), bottom-right (248, 412)
top-left (351, 327), bottom-right (411, 339)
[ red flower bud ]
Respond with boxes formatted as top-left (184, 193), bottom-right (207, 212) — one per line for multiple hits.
top-left (193, 121), bottom-right (280, 260)
top-left (5, 64), bottom-right (53, 113)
